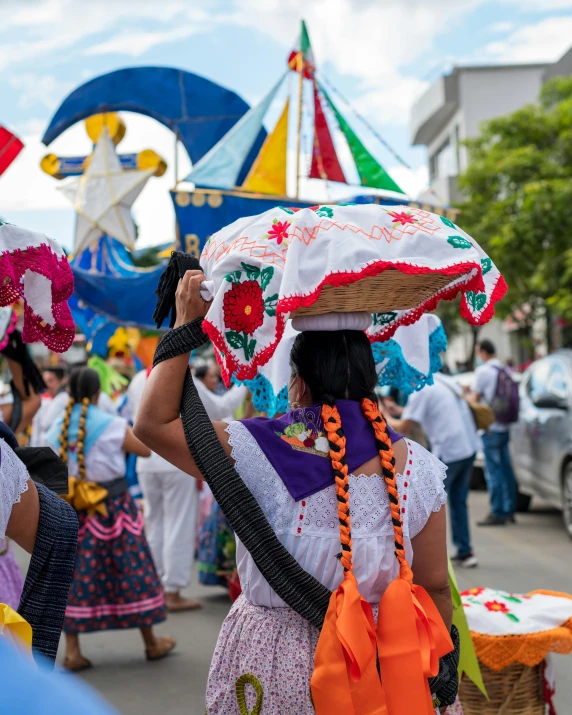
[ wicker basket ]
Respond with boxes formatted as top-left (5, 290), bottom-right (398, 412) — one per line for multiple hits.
top-left (291, 270), bottom-right (463, 317)
top-left (459, 662), bottom-right (544, 715)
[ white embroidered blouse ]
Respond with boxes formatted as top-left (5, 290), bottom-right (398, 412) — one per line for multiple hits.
top-left (226, 421), bottom-right (447, 608)
top-left (0, 438), bottom-right (30, 540)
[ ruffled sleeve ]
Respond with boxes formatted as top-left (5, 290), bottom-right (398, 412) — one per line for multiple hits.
top-left (0, 438), bottom-right (30, 539)
top-left (404, 440), bottom-right (447, 539)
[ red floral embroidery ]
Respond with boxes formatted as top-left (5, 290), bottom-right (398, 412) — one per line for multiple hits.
top-left (223, 281), bottom-right (265, 335)
top-left (387, 211), bottom-right (417, 226)
top-left (266, 220), bottom-right (291, 244)
top-left (461, 587), bottom-right (485, 597)
top-left (484, 600), bottom-right (509, 614)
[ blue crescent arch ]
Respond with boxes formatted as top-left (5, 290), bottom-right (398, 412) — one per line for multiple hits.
top-left (42, 66), bottom-right (265, 174)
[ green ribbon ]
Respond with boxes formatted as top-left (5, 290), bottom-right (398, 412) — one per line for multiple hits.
top-left (235, 673), bottom-right (264, 715)
top-left (449, 559), bottom-right (488, 697)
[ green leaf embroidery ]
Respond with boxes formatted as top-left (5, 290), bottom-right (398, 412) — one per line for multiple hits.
top-left (241, 262), bottom-right (260, 281)
top-left (506, 613), bottom-right (520, 623)
top-left (264, 293), bottom-right (278, 317)
top-left (315, 206), bottom-right (333, 218)
top-left (279, 207), bottom-right (296, 214)
top-left (225, 270), bottom-right (242, 284)
top-left (466, 292), bottom-right (487, 311)
top-left (502, 595), bottom-right (522, 603)
top-left (441, 215), bottom-right (456, 229)
top-left (481, 257), bottom-right (492, 275)
top-left (447, 235), bottom-right (472, 249)
top-left (245, 338), bottom-right (257, 362)
top-left (225, 331), bottom-right (245, 351)
top-left (338, 202), bottom-right (357, 207)
top-left (260, 266), bottom-right (274, 291)
top-left (372, 311), bottom-right (397, 326)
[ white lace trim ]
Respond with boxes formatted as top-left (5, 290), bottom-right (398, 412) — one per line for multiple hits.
top-left (0, 438), bottom-right (30, 540)
top-left (226, 422), bottom-right (446, 541)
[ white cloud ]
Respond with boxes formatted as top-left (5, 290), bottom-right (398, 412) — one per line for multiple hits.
top-left (9, 74), bottom-right (73, 110)
top-left (484, 16), bottom-right (572, 63)
top-left (85, 20), bottom-right (205, 57)
top-left (355, 76), bottom-right (430, 127)
top-left (386, 164), bottom-right (429, 199)
top-left (489, 21), bottom-right (514, 34)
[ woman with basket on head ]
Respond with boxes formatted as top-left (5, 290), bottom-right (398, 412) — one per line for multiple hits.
top-left (136, 204), bottom-right (507, 714)
top-left (46, 367), bottom-right (175, 671)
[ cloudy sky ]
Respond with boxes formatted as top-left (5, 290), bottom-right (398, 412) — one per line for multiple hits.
top-left (1, 0), bottom-right (572, 250)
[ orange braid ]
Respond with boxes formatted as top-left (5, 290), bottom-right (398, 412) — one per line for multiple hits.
top-left (321, 403), bottom-right (353, 573)
top-left (361, 397), bottom-right (413, 583)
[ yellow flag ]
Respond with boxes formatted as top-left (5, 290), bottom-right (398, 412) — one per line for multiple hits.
top-left (243, 99), bottom-right (289, 195)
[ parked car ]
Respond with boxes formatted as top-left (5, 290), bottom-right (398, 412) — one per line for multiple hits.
top-left (510, 350), bottom-right (572, 538)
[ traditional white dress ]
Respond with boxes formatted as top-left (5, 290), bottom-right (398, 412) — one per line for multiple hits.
top-left (205, 423), bottom-right (447, 715)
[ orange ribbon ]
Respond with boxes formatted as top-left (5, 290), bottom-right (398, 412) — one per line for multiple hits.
top-left (311, 571), bottom-right (453, 715)
top-left (62, 476), bottom-right (108, 516)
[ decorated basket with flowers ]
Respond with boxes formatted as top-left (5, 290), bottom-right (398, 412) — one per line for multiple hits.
top-left (199, 203), bottom-right (505, 386)
top-left (458, 588), bottom-right (572, 715)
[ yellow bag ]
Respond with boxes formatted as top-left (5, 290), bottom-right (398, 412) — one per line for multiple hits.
top-left (466, 400), bottom-right (495, 431)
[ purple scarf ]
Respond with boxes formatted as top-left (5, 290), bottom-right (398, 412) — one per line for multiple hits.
top-left (240, 400), bottom-right (402, 501)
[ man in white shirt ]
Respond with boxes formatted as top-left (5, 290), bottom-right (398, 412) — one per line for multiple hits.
top-left (390, 371), bottom-right (480, 568)
top-left (127, 364), bottom-right (246, 611)
top-left (471, 339), bottom-right (518, 526)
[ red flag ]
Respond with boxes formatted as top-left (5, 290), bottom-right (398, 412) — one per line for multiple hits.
top-left (0, 126), bottom-right (24, 176)
top-left (309, 84), bottom-right (346, 183)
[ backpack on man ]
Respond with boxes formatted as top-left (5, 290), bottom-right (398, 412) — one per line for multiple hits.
top-left (491, 366), bottom-right (520, 424)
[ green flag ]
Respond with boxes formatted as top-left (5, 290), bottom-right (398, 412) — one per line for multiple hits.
top-left (449, 559), bottom-right (488, 697)
top-left (319, 83), bottom-right (405, 194)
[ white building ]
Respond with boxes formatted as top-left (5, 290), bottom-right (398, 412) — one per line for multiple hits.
top-left (410, 63), bottom-right (548, 206)
top-left (409, 55), bottom-right (572, 367)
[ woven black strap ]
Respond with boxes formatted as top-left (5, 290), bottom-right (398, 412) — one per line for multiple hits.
top-left (153, 320), bottom-right (331, 628)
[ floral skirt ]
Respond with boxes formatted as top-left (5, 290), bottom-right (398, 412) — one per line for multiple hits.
top-left (64, 491), bottom-right (166, 633)
top-left (0, 540), bottom-right (24, 610)
top-left (206, 595), bottom-right (464, 715)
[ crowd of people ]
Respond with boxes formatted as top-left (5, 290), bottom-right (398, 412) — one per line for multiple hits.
top-left (0, 302), bottom-right (521, 714)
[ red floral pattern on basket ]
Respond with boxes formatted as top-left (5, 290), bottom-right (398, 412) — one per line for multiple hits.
top-left (0, 239), bottom-right (75, 353)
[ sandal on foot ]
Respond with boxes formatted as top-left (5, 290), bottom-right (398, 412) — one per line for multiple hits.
top-left (146, 636), bottom-right (176, 661)
top-left (63, 655), bottom-right (93, 672)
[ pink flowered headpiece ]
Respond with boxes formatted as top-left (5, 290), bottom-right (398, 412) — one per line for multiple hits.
top-left (199, 204), bottom-right (506, 386)
top-left (0, 221), bottom-right (75, 352)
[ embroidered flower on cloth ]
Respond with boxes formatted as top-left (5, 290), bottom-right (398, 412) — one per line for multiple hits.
top-left (276, 422), bottom-right (329, 458)
top-left (264, 219), bottom-right (291, 245)
top-left (461, 587), bottom-right (486, 597)
top-left (386, 210), bottom-right (418, 226)
top-left (484, 600), bottom-right (510, 614)
top-left (223, 281), bottom-right (265, 335)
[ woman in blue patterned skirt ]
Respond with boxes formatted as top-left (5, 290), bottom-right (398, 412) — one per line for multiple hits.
top-left (47, 367), bottom-right (174, 672)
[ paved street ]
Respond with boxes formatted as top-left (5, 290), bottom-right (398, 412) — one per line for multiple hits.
top-left (15, 491), bottom-right (572, 714)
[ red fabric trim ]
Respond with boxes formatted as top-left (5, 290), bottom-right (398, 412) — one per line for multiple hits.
top-left (0, 127), bottom-right (24, 176)
top-left (309, 83), bottom-right (346, 183)
top-left (204, 260), bottom-right (507, 384)
top-left (0, 244), bottom-right (75, 353)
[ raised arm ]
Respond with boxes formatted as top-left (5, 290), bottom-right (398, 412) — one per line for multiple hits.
top-left (133, 270), bottom-right (232, 477)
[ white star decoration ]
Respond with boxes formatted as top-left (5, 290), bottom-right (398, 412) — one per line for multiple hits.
top-left (58, 128), bottom-right (153, 256)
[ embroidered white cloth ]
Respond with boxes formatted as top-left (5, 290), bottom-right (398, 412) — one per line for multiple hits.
top-left (200, 204), bottom-right (505, 385)
top-left (461, 587), bottom-right (572, 636)
top-left (0, 438), bottom-right (30, 540)
top-left (227, 423), bottom-right (447, 608)
top-left (0, 222), bottom-right (75, 352)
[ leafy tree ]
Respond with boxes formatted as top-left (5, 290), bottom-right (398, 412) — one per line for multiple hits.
top-left (457, 76), bottom-right (572, 347)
